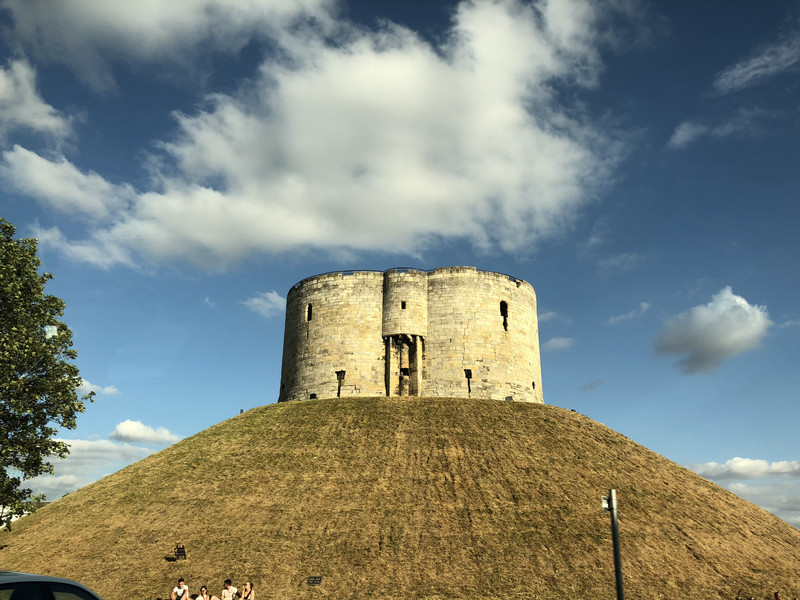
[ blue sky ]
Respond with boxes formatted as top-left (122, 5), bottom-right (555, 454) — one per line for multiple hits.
top-left (1, 0), bottom-right (799, 526)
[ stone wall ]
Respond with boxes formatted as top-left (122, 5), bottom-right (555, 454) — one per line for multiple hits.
top-left (278, 267), bottom-right (543, 403)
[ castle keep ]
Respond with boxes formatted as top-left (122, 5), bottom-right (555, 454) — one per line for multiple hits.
top-left (278, 267), bottom-right (543, 403)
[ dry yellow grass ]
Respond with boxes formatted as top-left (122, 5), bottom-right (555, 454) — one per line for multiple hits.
top-left (1, 397), bottom-right (799, 600)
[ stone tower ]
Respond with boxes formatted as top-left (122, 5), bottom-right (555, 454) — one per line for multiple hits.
top-left (278, 266), bottom-right (543, 403)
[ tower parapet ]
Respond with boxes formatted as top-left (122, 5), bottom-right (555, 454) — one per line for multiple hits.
top-left (278, 267), bottom-right (543, 403)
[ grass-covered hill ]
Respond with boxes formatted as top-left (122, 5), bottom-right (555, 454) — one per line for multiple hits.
top-left (2, 397), bottom-right (799, 600)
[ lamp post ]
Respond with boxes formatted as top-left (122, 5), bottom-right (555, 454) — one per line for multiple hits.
top-left (602, 489), bottom-right (625, 600)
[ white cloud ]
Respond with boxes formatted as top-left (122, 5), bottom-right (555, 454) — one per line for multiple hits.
top-left (3, 0), bottom-right (626, 269)
top-left (77, 379), bottom-right (121, 396)
top-left (541, 336), bottom-right (573, 352)
top-left (0, 145), bottom-right (136, 221)
top-left (667, 109), bottom-right (771, 149)
top-left (25, 439), bottom-right (153, 499)
top-left (727, 481), bottom-right (800, 528)
top-left (242, 290), bottom-right (286, 318)
top-left (687, 458), bottom-right (800, 527)
top-left (654, 286), bottom-right (772, 374)
top-left (538, 311), bottom-right (560, 322)
top-left (688, 457), bottom-right (800, 481)
top-left (713, 29), bottom-right (800, 94)
top-left (0, 59), bottom-right (72, 140)
top-left (666, 120), bottom-right (709, 149)
top-left (711, 107), bottom-right (770, 138)
top-left (31, 224), bottom-right (135, 269)
top-left (2, 0), bottom-right (335, 91)
top-left (109, 419), bottom-right (180, 444)
top-left (607, 301), bottom-right (650, 325)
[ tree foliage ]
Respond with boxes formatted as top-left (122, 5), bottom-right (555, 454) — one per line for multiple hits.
top-left (0, 218), bottom-right (92, 529)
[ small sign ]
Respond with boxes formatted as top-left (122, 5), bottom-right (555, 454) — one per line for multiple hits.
top-left (306, 576), bottom-right (323, 586)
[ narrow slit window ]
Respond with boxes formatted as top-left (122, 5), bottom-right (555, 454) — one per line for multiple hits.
top-left (401, 301), bottom-right (407, 309)
top-left (336, 370), bottom-right (346, 397)
top-left (307, 303), bottom-right (313, 321)
top-left (500, 301), bottom-right (508, 331)
top-left (464, 369), bottom-right (472, 395)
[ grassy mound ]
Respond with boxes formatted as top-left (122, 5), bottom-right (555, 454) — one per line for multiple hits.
top-left (2, 397), bottom-right (799, 600)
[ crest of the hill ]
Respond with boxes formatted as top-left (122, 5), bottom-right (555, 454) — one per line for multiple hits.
top-left (2, 397), bottom-right (799, 600)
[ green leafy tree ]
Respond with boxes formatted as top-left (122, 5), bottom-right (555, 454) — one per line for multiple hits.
top-left (0, 218), bottom-right (93, 529)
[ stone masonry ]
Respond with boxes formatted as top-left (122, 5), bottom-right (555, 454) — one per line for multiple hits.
top-left (278, 267), bottom-right (543, 403)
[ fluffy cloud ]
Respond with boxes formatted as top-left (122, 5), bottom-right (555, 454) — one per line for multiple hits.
top-left (541, 336), bottom-right (573, 352)
top-left (242, 290), bottom-right (286, 319)
top-left (713, 28), bottom-right (800, 94)
top-left (654, 287), bottom-right (772, 374)
top-left (2, 0), bottom-right (335, 91)
top-left (687, 458), bottom-right (800, 527)
top-left (689, 457), bottom-right (800, 481)
top-left (109, 419), bottom-right (180, 444)
top-left (607, 301), bottom-right (650, 325)
top-left (728, 481), bottom-right (800, 528)
top-left (0, 145), bottom-right (135, 220)
top-left (0, 59), bottom-right (72, 139)
top-left (77, 379), bottom-right (121, 397)
top-left (2, 0), bottom-right (625, 269)
top-left (25, 439), bottom-right (153, 499)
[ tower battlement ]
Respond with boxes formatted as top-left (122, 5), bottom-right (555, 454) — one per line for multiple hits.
top-left (278, 267), bottom-right (542, 403)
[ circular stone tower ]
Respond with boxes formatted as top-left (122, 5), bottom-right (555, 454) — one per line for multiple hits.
top-left (278, 267), bottom-right (543, 403)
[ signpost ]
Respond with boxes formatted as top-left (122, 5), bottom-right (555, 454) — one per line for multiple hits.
top-left (602, 489), bottom-right (625, 600)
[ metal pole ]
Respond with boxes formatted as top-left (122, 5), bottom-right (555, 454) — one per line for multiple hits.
top-left (603, 489), bottom-right (625, 600)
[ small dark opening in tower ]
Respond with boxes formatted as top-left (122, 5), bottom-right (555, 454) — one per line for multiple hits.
top-left (307, 303), bottom-right (313, 321)
top-left (532, 381), bottom-right (536, 390)
top-left (401, 301), bottom-right (407, 309)
top-left (309, 393), bottom-right (317, 399)
top-left (500, 301), bottom-right (508, 331)
top-left (336, 370), bottom-right (346, 397)
top-left (464, 369), bottom-right (472, 395)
